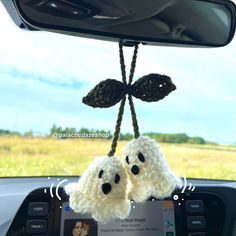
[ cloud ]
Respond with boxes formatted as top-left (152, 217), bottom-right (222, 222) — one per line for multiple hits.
top-left (0, 64), bottom-right (86, 89)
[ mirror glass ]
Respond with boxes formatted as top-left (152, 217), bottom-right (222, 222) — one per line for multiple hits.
top-left (15, 0), bottom-right (236, 46)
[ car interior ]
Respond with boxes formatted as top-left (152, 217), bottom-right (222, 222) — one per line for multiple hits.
top-left (0, 0), bottom-right (236, 236)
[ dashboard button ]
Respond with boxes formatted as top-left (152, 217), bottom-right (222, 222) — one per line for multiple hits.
top-left (26, 220), bottom-right (47, 234)
top-left (188, 233), bottom-right (206, 236)
top-left (28, 202), bottom-right (49, 216)
top-left (186, 200), bottom-right (204, 213)
top-left (187, 216), bottom-right (206, 230)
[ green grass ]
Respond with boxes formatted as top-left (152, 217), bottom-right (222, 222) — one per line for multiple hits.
top-left (0, 136), bottom-right (236, 180)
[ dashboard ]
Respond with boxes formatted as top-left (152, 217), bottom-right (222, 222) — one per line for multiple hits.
top-left (1, 177), bottom-right (236, 236)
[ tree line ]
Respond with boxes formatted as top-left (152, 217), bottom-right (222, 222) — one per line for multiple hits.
top-left (0, 125), bottom-right (213, 145)
top-left (49, 125), bottom-right (208, 144)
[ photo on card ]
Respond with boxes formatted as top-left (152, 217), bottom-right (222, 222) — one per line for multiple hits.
top-left (64, 219), bottom-right (98, 236)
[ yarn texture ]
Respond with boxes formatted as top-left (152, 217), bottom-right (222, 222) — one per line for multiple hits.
top-left (65, 156), bottom-right (131, 223)
top-left (82, 74), bottom-right (176, 108)
top-left (123, 136), bottom-right (182, 202)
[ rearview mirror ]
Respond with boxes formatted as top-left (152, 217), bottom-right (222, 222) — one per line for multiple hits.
top-left (14, 0), bottom-right (236, 47)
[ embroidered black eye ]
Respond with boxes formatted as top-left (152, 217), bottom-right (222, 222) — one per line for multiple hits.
top-left (98, 170), bottom-right (104, 178)
top-left (114, 174), bottom-right (120, 184)
top-left (125, 156), bottom-right (130, 164)
top-left (138, 152), bottom-right (145, 162)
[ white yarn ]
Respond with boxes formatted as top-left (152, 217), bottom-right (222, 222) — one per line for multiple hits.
top-left (123, 136), bottom-right (182, 202)
top-left (64, 156), bottom-right (131, 223)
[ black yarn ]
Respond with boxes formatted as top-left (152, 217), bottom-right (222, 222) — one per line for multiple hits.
top-left (127, 43), bottom-right (140, 139)
top-left (83, 42), bottom-right (176, 157)
top-left (82, 74), bottom-right (176, 108)
top-left (128, 44), bottom-right (139, 85)
top-left (128, 95), bottom-right (140, 139)
top-left (119, 42), bottom-right (127, 84)
top-left (107, 97), bottom-right (126, 157)
top-left (108, 43), bottom-right (140, 156)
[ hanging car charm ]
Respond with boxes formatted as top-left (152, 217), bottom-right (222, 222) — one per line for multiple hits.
top-left (65, 42), bottom-right (181, 223)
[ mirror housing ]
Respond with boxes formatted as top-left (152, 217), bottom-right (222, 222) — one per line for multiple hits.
top-left (7, 0), bottom-right (236, 47)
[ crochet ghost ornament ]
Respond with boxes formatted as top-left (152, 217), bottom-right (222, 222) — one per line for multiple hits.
top-left (65, 156), bottom-right (131, 222)
top-left (65, 42), bottom-right (181, 222)
top-left (123, 136), bottom-right (182, 202)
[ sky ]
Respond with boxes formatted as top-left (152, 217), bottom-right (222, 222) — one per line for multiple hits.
top-left (0, 3), bottom-right (235, 144)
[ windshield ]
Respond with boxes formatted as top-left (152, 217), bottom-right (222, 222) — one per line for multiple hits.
top-left (0, 4), bottom-right (235, 180)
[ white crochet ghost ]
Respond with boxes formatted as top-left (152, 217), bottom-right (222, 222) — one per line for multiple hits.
top-left (123, 136), bottom-right (182, 202)
top-left (64, 156), bottom-right (131, 223)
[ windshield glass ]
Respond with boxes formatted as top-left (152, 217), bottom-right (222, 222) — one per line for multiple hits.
top-left (0, 4), bottom-right (235, 180)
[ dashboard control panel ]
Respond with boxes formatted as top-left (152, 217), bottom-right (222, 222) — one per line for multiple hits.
top-left (6, 185), bottom-right (227, 236)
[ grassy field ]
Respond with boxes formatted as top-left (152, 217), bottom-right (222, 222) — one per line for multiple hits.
top-left (0, 136), bottom-right (236, 180)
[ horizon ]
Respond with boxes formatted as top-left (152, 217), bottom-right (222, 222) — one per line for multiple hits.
top-left (0, 125), bottom-right (234, 145)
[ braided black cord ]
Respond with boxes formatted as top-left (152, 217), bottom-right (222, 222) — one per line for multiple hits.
top-left (108, 42), bottom-right (127, 156)
top-left (128, 95), bottom-right (140, 138)
top-left (128, 44), bottom-right (139, 85)
top-left (128, 43), bottom-right (140, 138)
top-left (119, 42), bottom-right (127, 84)
top-left (107, 97), bottom-right (126, 157)
top-left (108, 43), bottom-right (140, 156)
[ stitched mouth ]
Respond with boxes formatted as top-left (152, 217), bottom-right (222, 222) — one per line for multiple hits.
top-left (102, 183), bottom-right (112, 194)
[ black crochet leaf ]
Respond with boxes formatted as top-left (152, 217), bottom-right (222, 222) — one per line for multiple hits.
top-left (82, 74), bottom-right (176, 108)
top-left (82, 79), bottom-right (127, 108)
top-left (131, 74), bottom-right (176, 102)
